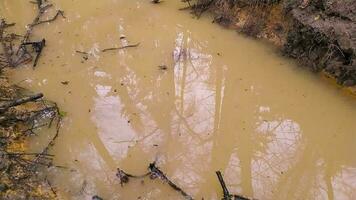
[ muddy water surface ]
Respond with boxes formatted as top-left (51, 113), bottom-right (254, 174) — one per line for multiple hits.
top-left (2, 0), bottom-right (356, 199)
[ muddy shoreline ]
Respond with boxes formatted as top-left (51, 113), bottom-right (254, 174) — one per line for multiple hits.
top-left (193, 0), bottom-right (356, 91)
top-left (0, 1), bottom-right (62, 199)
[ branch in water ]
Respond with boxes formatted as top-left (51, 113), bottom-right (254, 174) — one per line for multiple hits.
top-left (0, 93), bottom-right (44, 113)
top-left (33, 10), bottom-right (65, 26)
top-left (116, 162), bottom-right (193, 200)
top-left (102, 43), bottom-right (140, 52)
top-left (216, 171), bottom-right (250, 200)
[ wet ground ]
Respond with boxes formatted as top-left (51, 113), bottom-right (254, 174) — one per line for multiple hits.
top-left (1, 0), bottom-right (356, 199)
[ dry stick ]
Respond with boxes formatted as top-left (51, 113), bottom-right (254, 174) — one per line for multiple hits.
top-left (0, 93), bottom-right (43, 113)
top-left (102, 43), bottom-right (140, 52)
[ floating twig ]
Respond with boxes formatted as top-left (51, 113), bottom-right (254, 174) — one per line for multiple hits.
top-left (75, 50), bottom-right (89, 55)
top-left (102, 43), bottom-right (140, 52)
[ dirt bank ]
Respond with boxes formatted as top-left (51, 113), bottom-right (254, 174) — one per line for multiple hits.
top-left (191, 0), bottom-right (356, 90)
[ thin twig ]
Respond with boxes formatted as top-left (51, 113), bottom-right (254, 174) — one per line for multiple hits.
top-left (216, 171), bottom-right (250, 200)
top-left (33, 10), bottom-right (65, 26)
top-left (102, 43), bottom-right (140, 52)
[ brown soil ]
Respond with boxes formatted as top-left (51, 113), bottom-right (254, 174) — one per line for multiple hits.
top-left (193, 0), bottom-right (356, 90)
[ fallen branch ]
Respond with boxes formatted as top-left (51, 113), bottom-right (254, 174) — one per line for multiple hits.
top-left (75, 50), bottom-right (89, 55)
top-left (102, 43), bottom-right (140, 52)
top-left (33, 10), bottom-right (65, 26)
top-left (216, 171), bottom-right (250, 200)
top-left (22, 39), bottom-right (46, 67)
top-left (117, 162), bottom-right (193, 200)
top-left (149, 163), bottom-right (193, 200)
top-left (20, 3), bottom-right (53, 47)
top-left (0, 93), bottom-right (43, 113)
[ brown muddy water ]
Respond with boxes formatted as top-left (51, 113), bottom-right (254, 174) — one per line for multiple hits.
top-left (1, 0), bottom-right (356, 199)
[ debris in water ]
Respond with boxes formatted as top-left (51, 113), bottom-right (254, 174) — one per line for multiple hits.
top-left (92, 195), bottom-right (104, 200)
top-left (216, 171), bottom-right (250, 200)
top-left (102, 42), bottom-right (140, 52)
top-left (0, 93), bottom-right (43, 113)
top-left (158, 65), bottom-right (168, 70)
top-left (152, 0), bottom-right (163, 4)
top-left (22, 39), bottom-right (46, 68)
top-left (116, 162), bottom-right (193, 200)
top-left (0, 0), bottom-right (64, 69)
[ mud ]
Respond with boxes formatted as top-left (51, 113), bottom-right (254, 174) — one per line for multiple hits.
top-left (197, 0), bottom-right (356, 87)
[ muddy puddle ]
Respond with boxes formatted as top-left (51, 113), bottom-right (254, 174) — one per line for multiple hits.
top-left (1, 0), bottom-right (356, 199)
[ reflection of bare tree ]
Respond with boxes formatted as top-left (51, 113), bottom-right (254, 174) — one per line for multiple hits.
top-left (90, 28), bottom-right (356, 199)
top-left (207, 63), bottom-right (255, 198)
